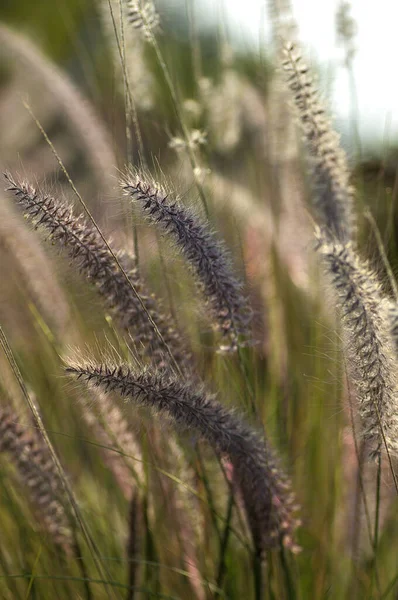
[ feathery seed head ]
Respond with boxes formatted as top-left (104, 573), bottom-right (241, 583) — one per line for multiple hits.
top-left (121, 171), bottom-right (252, 350)
top-left (0, 406), bottom-right (72, 550)
top-left (315, 228), bottom-right (398, 457)
top-left (0, 24), bottom-right (116, 203)
top-left (66, 359), bottom-right (300, 553)
top-left (99, 0), bottom-right (155, 110)
top-left (199, 71), bottom-right (244, 154)
top-left (4, 172), bottom-right (192, 373)
top-left (82, 387), bottom-right (144, 498)
top-left (126, 0), bottom-right (160, 40)
top-left (335, 1), bottom-right (357, 66)
top-left (168, 129), bottom-right (207, 152)
top-left (283, 43), bottom-right (355, 243)
top-left (381, 299), bottom-right (398, 358)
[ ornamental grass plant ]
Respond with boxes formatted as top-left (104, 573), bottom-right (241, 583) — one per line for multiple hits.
top-left (0, 1), bottom-right (397, 599)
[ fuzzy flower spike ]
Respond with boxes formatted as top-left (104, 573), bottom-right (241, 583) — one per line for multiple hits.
top-left (0, 407), bottom-right (72, 550)
top-left (126, 0), bottom-right (160, 40)
top-left (315, 227), bottom-right (398, 458)
top-left (283, 43), bottom-right (355, 243)
top-left (66, 359), bottom-right (301, 554)
top-left (4, 172), bottom-right (192, 373)
top-left (122, 172), bottom-right (252, 351)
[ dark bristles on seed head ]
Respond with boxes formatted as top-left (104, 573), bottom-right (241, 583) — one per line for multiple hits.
top-left (66, 358), bottom-right (301, 554)
top-left (315, 228), bottom-right (398, 458)
top-left (126, 0), bottom-right (160, 39)
top-left (0, 406), bottom-right (72, 550)
top-left (121, 172), bottom-right (252, 351)
top-left (283, 43), bottom-right (355, 244)
top-left (4, 172), bottom-right (192, 374)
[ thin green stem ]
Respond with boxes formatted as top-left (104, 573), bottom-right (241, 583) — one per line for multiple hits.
top-left (195, 445), bottom-right (222, 542)
top-left (215, 492), bottom-right (234, 596)
top-left (0, 573), bottom-right (178, 598)
top-left (370, 454), bottom-right (382, 597)
top-left (253, 552), bottom-right (264, 600)
top-left (146, 30), bottom-right (209, 217)
top-left (279, 546), bottom-right (295, 600)
top-left (72, 533), bottom-right (93, 600)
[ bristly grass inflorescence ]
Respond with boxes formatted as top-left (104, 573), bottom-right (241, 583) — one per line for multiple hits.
top-left (0, 406), bottom-right (72, 550)
top-left (4, 172), bottom-right (192, 373)
top-left (66, 359), bottom-right (301, 555)
top-left (283, 42), bottom-right (355, 243)
top-left (315, 228), bottom-right (398, 458)
top-left (122, 172), bottom-right (252, 351)
top-left (126, 0), bottom-right (160, 40)
top-left (383, 300), bottom-right (398, 358)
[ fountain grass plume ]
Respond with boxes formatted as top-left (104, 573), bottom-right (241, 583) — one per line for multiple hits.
top-left (315, 228), bottom-right (398, 458)
top-left (126, 0), bottom-right (160, 39)
top-left (383, 300), bottom-right (398, 358)
top-left (99, 0), bottom-right (155, 111)
top-left (82, 387), bottom-right (144, 499)
top-left (4, 172), bottom-right (192, 373)
top-left (66, 358), bottom-right (300, 554)
top-left (283, 43), bottom-right (355, 243)
top-left (0, 406), bottom-right (72, 550)
top-left (122, 171), bottom-right (252, 351)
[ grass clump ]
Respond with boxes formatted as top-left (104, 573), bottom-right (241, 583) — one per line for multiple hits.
top-left (0, 3), bottom-right (398, 599)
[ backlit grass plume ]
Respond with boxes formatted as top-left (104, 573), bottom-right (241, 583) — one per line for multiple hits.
top-left (0, 406), bottom-right (72, 550)
top-left (126, 0), bottom-right (160, 39)
top-left (122, 172), bottom-right (251, 350)
top-left (383, 300), bottom-right (398, 358)
top-left (4, 173), bottom-right (191, 373)
top-left (315, 228), bottom-right (398, 457)
top-left (283, 43), bottom-right (355, 243)
top-left (66, 359), bottom-right (300, 554)
top-left (99, 0), bottom-right (155, 111)
top-left (82, 387), bottom-right (144, 499)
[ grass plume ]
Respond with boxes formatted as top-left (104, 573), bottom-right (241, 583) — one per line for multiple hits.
top-left (66, 359), bottom-right (300, 554)
top-left (0, 406), bottom-right (72, 550)
top-left (126, 0), bottom-right (160, 39)
top-left (122, 172), bottom-right (251, 350)
top-left (315, 228), bottom-right (398, 458)
top-left (4, 172), bottom-right (192, 373)
top-left (283, 43), bottom-right (355, 243)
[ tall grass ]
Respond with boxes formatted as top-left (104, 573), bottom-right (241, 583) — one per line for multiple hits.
top-left (0, 1), bottom-right (397, 599)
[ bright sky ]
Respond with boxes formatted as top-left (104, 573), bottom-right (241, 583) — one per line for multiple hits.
top-left (196, 0), bottom-right (398, 150)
